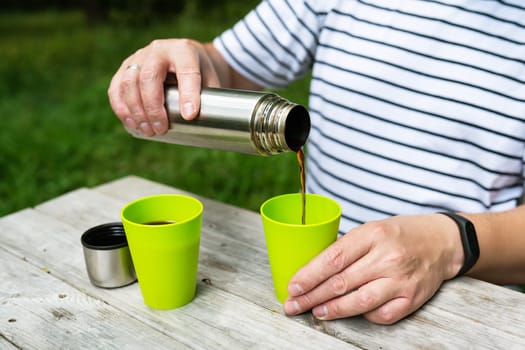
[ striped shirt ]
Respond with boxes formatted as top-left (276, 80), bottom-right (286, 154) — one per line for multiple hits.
top-left (214, 0), bottom-right (525, 234)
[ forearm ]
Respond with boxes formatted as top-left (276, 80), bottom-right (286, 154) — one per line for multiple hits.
top-left (462, 204), bottom-right (525, 285)
top-left (204, 42), bottom-right (263, 90)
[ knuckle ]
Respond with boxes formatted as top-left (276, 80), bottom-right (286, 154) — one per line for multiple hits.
top-left (378, 309), bottom-right (395, 324)
top-left (383, 249), bottom-right (407, 266)
top-left (113, 105), bottom-right (130, 119)
top-left (133, 113), bottom-right (146, 122)
top-left (328, 274), bottom-right (347, 296)
top-left (107, 84), bottom-right (114, 98)
top-left (367, 221), bottom-right (392, 238)
top-left (366, 308), bottom-right (397, 325)
top-left (107, 88), bottom-right (119, 106)
top-left (174, 38), bottom-right (194, 48)
top-left (404, 284), bottom-right (419, 301)
top-left (356, 289), bottom-right (376, 310)
top-left (144, 106), bottom-right (164, 119)
top-left (149, 39), bottom-right (165, 49)
top-left (178, 69), bottom-right (202, 79)
top-left (133, 47), bottom-right (145, 56)
top-left (298, 293), bottom-right (314, 310)
top-left (328, 301), bottom-right (343, 318)
top-left (139, 68), bottom-right (159, 84)
top-left (121, 77), bottom-right (134, 91)
top-left (326, 246), bottom-right (345, 272)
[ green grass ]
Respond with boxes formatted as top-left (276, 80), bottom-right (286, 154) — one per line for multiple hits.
top-left (0, 8), bottom-right (311, 217)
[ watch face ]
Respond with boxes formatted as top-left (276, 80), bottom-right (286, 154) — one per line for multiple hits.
top-left (438, 212), bottom-right (480, 276)
top-left (465, 221), bottom-right (480, 257)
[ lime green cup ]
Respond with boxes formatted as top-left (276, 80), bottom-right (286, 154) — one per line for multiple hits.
top-left (121, 194), bottom-right (203, 310)
top-left (260, 193), bottom-right (341, 303)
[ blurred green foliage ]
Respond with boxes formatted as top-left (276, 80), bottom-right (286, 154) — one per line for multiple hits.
top-left (0, 3), bottom-right (311, 217)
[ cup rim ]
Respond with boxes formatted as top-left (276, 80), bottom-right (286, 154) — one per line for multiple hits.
top-left (121, 193), bottom-right (203, 227)
top-left (81, 222), bottom-right (128, 250)
top-left (260, 193), bottom-right (341, 227)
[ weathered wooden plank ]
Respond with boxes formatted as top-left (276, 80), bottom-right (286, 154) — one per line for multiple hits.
top-left (430, 277), bottom-right (525, 332)
top-left (0, 208), bottom-right (356, 349)
top-left (0, 246), bottom-right (189, 350)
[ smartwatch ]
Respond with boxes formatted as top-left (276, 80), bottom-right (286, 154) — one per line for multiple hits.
top-left (438, 212), bottom-right (480, 277)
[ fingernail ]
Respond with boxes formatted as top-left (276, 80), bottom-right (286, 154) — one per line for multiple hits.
top-left (289, 283), bottom-right (304, 296)
top-left (139, 121), bottom-right (152, 134)
top-left (182, 102), bottom-right (196, 119)
top-left (124, 117), bottom-right (137, 129)
top-left (313, 305), bottom-right (328, 319)
top-left (152, 121), bottom-right (164, 134)
top-left (284, 300), bottom-right (302, 315)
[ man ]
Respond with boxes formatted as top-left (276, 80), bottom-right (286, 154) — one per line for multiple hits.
top-left (108, 0), bottom-right (525, 324)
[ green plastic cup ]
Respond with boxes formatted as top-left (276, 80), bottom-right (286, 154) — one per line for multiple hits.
top-left (260, 193), bottom-right (341, 303)
top-left (121, 194), bottom-right (203, 310)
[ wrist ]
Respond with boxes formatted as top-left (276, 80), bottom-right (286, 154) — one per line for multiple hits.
top-left (436, 213), bottom-right (466, 280)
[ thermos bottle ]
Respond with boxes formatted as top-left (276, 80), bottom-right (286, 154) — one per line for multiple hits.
top-left (124, 86), bottom-right (311, 156)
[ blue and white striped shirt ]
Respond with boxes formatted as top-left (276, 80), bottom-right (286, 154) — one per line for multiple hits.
top-left (214, 0), bottom-right (525, 234)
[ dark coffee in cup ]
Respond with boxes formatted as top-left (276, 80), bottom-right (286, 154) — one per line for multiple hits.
top-left (142, 220), bottom-right (176, 225)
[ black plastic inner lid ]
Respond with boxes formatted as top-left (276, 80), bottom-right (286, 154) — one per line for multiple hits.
top-left (285, 105), bottom-right (311, 152)
top-left (81, 222), bottom-right (128, 250)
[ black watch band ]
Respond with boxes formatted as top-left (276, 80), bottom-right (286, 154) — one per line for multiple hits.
top-left (438, 212), bottom-right (480, 277)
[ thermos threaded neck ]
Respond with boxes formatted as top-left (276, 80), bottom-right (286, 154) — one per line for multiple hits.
top-left (251, 94), bottom-right (310, 155)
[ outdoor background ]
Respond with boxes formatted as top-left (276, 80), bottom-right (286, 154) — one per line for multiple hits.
top-left (0, 0), bottom-right (311, 217)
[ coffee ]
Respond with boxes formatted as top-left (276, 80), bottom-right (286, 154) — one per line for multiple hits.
top-left (142, 220), bottom-right (176, 225)
top-left (297, 148), bottom-right (306, 225)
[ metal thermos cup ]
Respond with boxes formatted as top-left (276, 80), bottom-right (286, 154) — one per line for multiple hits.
top-left (124, 87), bottom-right (311, 156)
top-left (81, 223), bottom-right (136, 288)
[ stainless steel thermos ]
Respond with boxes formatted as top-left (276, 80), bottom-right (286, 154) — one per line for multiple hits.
top-left (124, 86), bottom-right (311, 156)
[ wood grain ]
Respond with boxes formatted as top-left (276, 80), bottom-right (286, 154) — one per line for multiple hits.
top-left (0, 246), bottom-right (189, 349)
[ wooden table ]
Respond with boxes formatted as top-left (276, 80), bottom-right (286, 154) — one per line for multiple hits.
top-left (1, 176), bottom-right (524, 349)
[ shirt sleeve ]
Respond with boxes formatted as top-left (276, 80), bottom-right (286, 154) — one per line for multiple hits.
top-left (213, 0), bottom-right (324, 89)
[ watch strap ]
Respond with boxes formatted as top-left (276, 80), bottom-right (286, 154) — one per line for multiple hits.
top-left (438, 212), bottom-right (480, 277)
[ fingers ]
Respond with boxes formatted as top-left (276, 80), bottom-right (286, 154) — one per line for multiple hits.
top-left (138, 54), bottom-right (169, 134)
top-left (312, 278), bottom-right (407, 324)
top-left (121, 62), bottom-right (153, 136)
top-left (286, 276), bottom-right (417, 325)
top-left (170, 40), bottom-right (203, 120)
top-left (287, 229), bottom-right (370, 298)
top-left (284, 241), bottom-right (378, 316)
top-left (171, 39), bottom-right (221, 120)
top-left (108, 48), bottom-right (155, 135)
top-left (108, 72), bottom-right (134, 128)
top-left (284, 250), bottom-right (376, 314)
top-left (363, 297), bottom-right (413, 325)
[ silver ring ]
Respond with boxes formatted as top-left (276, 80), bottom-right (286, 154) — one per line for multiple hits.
top-left (126, 64), bottom-right (141, 71)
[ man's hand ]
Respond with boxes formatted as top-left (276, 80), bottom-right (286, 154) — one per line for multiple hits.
top-left (107, 39), bottom-right (222, 136)
top-left (283, 213), bottom-right (464, 324)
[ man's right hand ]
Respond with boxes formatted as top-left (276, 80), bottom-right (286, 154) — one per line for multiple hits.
top-left (107, 39), bottom-right (222, 136)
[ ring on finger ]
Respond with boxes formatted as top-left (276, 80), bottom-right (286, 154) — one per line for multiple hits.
top-left (126, 64), bottom-right (141, 71)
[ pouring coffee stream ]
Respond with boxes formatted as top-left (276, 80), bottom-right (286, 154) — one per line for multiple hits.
top-left (297, 149), bottom-right (306, 225)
